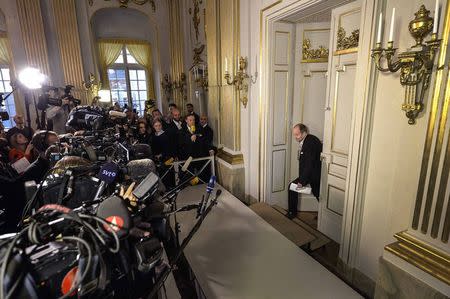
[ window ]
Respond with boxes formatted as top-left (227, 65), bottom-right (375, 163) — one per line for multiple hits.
top-left (0, 67), bottom-right (15, 128)
top-left (108, 46), bottom-right (148, 115)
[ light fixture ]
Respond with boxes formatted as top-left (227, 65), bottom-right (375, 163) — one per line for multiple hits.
top-left (18, 67), bottom-right (46, 90)
top-left (98, 89), bottom-right (112, 102)
top-left (371, 4), bottom-right (441, 124)
top-left (224, 56), bottom-right (258, 108)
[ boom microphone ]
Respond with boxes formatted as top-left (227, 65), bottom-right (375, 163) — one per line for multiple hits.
top-left (108, 110), bottom-right (127, 118)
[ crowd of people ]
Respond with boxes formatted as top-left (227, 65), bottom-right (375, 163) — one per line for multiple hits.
top-left (0, 100), bottom-right (214, 231)
top-left (115, 102), bottom-right (215, 163)
top-left (0, 102), bottom-right (214, 167)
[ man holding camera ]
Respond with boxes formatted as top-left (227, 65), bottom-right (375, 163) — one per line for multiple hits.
top-left (45, 85), bottom-right (77, 134)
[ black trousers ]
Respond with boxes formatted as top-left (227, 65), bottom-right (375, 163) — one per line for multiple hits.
top-left (288, 178), bottom-right (300, 215)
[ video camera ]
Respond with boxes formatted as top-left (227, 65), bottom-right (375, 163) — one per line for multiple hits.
top-left (37, 85), bottom-right (81, 110)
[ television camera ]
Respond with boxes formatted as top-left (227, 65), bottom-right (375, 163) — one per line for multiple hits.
top-left (37, 85), bottom-right (81, 111)
top-left (0, 111), bottom-right (220, 298)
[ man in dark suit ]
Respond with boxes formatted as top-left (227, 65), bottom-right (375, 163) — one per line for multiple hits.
top-left (178, 114), bottom-right (204, 160)
top-left (166, 108), bottom-right (184, 158)
top-left (200, 115), bottom-right (214, 156)
top-left (186, 103), bottom-right (200, 125)
top-left (287, 123), bottom-right (322, 219)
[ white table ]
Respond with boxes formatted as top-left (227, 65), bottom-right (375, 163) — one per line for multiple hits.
top-left (174, 184), bottom-right (362, 299)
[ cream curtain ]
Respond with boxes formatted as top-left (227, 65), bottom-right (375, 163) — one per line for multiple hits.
top-left (97, 40), bottom-right (123, 89)
top-left (127, 42), bottom-right (156, 100)
top-left (0, 34), bottom-right (23, 116)
top-left (0, 35), bottom-right (11, 65)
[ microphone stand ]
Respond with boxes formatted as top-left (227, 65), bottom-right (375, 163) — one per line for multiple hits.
top-left (162, 171), bottom-right (197, 248)
top-left (148, 189), bottom-right (221, 299)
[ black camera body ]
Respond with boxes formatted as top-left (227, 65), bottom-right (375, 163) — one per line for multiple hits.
top-left (37, 85), bottom-right (81, 110)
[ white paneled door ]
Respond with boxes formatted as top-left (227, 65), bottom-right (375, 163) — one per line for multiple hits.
top-left (319, 1), bottom-right (361, 243)
top-left (266, 22), bottom-right (295, 208)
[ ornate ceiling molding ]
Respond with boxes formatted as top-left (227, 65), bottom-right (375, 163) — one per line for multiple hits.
top-left (88, 0), bottom-right (156, 12)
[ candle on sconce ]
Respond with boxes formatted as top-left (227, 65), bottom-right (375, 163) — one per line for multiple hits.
top-left (225, 57), bottom-right (228, 73)
top-left (388, 7), bottom-right (396, 42)
top-left (433, 0), bottom-right (439, 33)
top-left (236, 58), bottom-right (239, 71)
top-left (377, 12), bottom-right (383, 43)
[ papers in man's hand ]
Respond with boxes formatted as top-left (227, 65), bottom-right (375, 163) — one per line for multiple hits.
top-left (12, 157), bottom-right (31, 174)
top-left (289, 183), bottom-right (312, 194)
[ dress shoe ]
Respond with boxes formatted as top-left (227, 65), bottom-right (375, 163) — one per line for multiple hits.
top-left (286, 212), bottom-right (296, 219)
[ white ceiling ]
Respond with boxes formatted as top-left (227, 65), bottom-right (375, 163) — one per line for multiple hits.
top-left (282, 0), bottom-right (355, 23)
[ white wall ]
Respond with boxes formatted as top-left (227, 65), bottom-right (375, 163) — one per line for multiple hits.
top-left (240, 0), bottom-right (446, 285)
top-left (356, 0), bottom-right (440, 282)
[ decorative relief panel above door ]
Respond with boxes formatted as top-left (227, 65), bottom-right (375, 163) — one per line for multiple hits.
top-left (334, 8), bottom-right (361, 55)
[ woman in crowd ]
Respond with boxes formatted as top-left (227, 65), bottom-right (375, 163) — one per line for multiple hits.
top-left (136, 120), bottom-right (152, 144)
top-left (151, 119), bottom-right (174, 162)
top-left (8, 132), bottom-right (34, 163)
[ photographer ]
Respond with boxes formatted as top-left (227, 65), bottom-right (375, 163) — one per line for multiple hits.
top-left (0, 130), bottom-right (59, 232)
top-left (39, 85), bottom-right (80, 134)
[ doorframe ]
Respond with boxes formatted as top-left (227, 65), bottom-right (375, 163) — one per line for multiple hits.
top-left (259, 0), bottom-right (380, 267)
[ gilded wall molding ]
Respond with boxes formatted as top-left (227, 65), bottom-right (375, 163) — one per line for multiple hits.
top-left (334, 26), bottom-right (359, 55)
top-left (412, 0), bottom-right (450, 243)
top-left (88, 0), bottom-right (156, 11)
top-left (168, 0), bottom-right (185, 107)
top-left (206, 0), bottom-right (241, 152)
top-left (52, 0), bottom-right (87, 104)
top-left (189, 0), bottom-right (202, 42)
top-left (386, 1), bottom-right (450, 286)
top-left (301, 38), bottom-right (329, 62)
top-left (217, 148), bottom-right (244, 165)
top-left (16, 0), bottom-right (52, 81)
top-left (385, 231), bottom-right (450, 285)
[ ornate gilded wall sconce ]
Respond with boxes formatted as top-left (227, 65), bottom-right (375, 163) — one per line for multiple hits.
top-left (371, 5), bottom-right (441, 124)
top-left (193, 65), bottom-right (208, 91)
top-left (161, 74), bottom-right (173, 101)
top-left (82, 73), bottom-right (101, 101)
top-left (223, 56), bottom-right (257, 108)
top-left (172, 72), bottom-right (187, 101)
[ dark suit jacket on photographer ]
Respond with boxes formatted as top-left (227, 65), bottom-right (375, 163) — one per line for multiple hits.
top-left (297, 134), bottom-right (322, 198)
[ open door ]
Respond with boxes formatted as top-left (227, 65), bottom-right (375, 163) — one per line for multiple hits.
top-left (319, 1), bottom-right (361, 243)
top-left (266, 21), bottom-right (296, 208)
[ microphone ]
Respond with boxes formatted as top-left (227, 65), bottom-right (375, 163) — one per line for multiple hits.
top-left (181, 156), bottom-right (193, 172)
top-left (125, 159), bottom-right (156, 181)
top-left (197, 176), bottom-right (216, 218)
top-left (96, 195), bottom-right (131, 238)
top-left (94, 162), bottom-right (119, 200)
top-left (109, 110), bottom-right (127, 118)
top-left (179, 156), bottom-right (193, 182)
